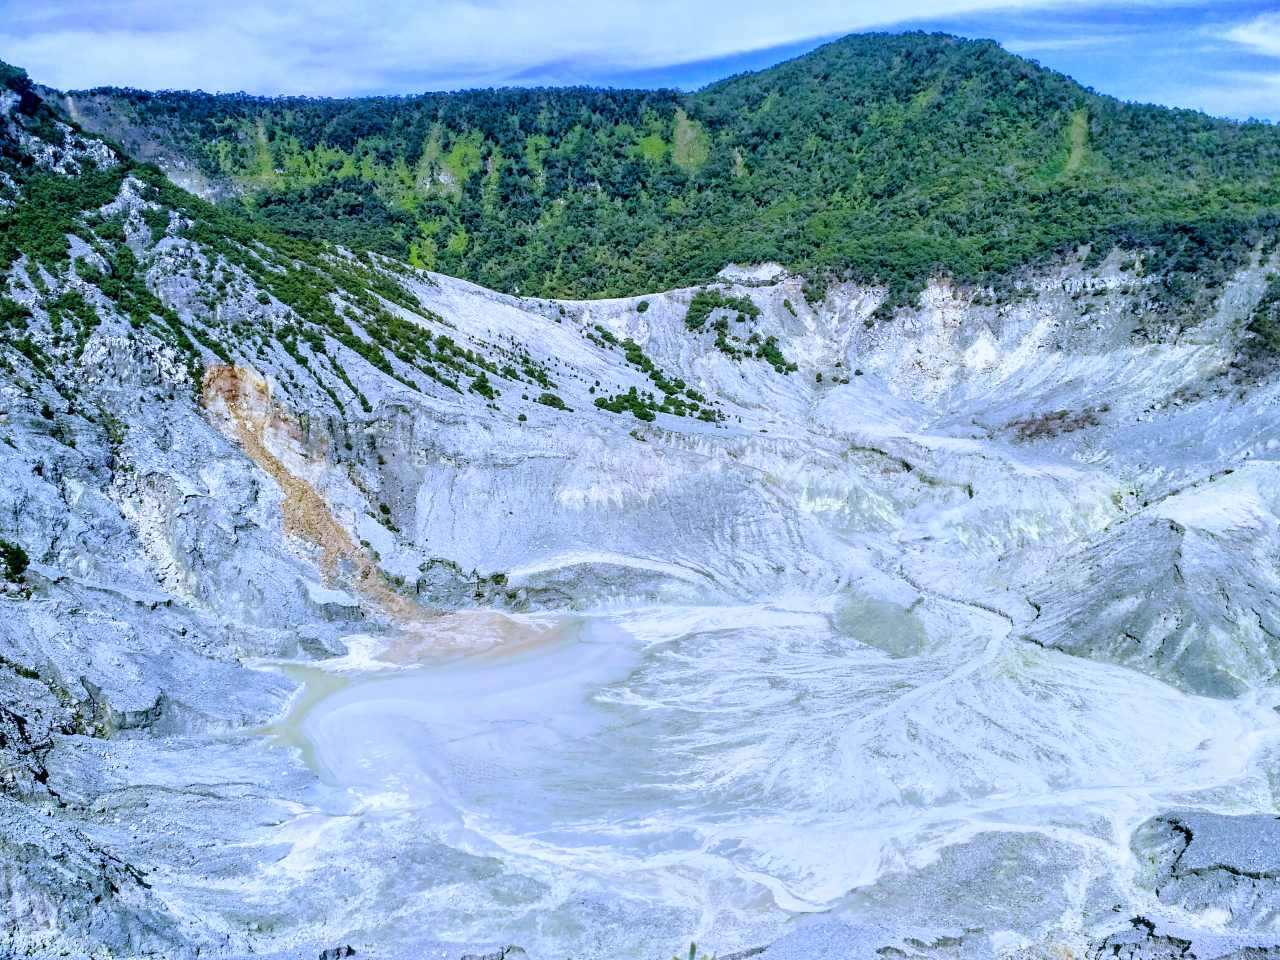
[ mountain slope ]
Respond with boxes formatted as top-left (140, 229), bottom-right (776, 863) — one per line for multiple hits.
top-left (61, 32), bottom-right (1280, 307)
top-left (6, 57), bottom-right (1280, 960)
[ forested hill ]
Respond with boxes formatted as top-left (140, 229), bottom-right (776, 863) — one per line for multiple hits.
top-left (58, 32), bottom-right (1280, 304)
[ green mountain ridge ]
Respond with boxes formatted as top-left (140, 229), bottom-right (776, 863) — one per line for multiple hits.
top-left (27, 32), bottom-right (1280, 308)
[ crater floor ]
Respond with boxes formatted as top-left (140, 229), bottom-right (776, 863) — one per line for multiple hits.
top-left (6, 215), bottom-right (1280, 959)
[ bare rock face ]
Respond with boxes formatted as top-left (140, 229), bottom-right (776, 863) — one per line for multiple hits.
top-left (1089, 916), bottom-right (1280, 959)
top-left (1022, 464), bottom-right (1280, 697)
top-left (0, 796), bottom-right (216, 958)
top-left (1133, 814), bottom-right (1280, 931)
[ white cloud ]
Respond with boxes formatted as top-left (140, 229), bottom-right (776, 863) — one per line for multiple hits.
top-left (1003, 34), bottom-right (1131, 53)
top-left (1165, 69), bottom-right (1280, 121)
top-left (0, 0), bottom-right (1208, 95)
top-left (1221, 11), bottom-right (1280, 58)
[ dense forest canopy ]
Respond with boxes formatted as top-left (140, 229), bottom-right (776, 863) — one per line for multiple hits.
top-left (51, 32), bottom-right (1280, 304)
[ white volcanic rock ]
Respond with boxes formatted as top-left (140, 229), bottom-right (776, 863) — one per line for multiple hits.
top-left (5, 108), bottom-right (1280, 960)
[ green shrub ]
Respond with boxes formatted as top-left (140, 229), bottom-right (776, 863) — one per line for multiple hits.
top-left (757, 335), bottom-right (797, 374)
top-left (594, 386), bottom-right (656, 421)
top-left (0, 539), bottom-right (29, 582)
top-left (685, 290), bottom-right (760, 330)
top-left (0, 297), bottom-right (32, 331)
top-left (1242, 274), bottom-right (1280, 371)
top-left (536, 391), bottom-right (568, 410)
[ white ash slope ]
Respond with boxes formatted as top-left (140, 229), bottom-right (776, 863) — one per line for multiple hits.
top-left (3, 103), bottom-right (1280, 959)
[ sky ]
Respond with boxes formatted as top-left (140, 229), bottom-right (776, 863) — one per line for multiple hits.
top-left (1, 0), bottom-right (1278, 121)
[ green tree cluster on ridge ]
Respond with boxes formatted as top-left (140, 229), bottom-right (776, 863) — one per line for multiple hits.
top-left (40, 31), bottom-right (1280, 308)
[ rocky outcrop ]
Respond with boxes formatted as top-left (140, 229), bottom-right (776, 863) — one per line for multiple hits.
top-left (1133, 813), bottom-right (1280, 930)
top-left (1089, 916), bottom-right (1280, 959)
top-left (0, 796), bottom-right (215, 958)
top-left (1022, 464), bottom-right (1280, 696)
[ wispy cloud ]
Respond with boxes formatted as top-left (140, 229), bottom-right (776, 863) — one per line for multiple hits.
top-left (1164, 68), bottom-right (1280, 119)
top-left (1220, 11), bottom-right (1280, 57)
top-left (1003, 34), bottom-right (1132, 53)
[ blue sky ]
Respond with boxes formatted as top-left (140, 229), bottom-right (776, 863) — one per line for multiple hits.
top-left (3, 1), bottom-right (1279, 120)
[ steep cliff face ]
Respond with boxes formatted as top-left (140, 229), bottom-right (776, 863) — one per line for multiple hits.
top-left (4, 72), bottom-right (1280, 960)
